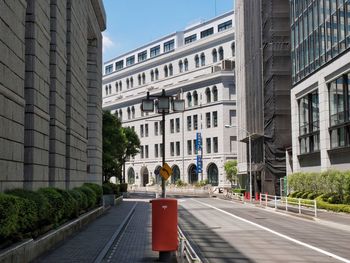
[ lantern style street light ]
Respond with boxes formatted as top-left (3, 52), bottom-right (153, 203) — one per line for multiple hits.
top-left (142, 89), bottom-right (185, 198)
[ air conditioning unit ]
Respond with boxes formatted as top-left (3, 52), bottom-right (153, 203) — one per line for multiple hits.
top-left (211, 66), bottom-right (221, 73)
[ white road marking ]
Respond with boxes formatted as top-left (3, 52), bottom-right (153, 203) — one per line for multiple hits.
top-left (192, 199), bottom-right (350, 263)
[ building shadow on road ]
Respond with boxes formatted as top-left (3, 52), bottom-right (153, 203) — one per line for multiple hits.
top-left (179, 206), bottom-right (255, 263)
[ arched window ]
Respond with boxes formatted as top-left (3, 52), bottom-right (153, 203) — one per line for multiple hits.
top-left (127, 107), bottom-right (131, 119)
top-left (212, 86), bottom-right (218, 101)
top-left (187, 92), bottom-right (192, 107)
top-left (195, 55), bottom-right (199, 68)
top-left (179, 60), bottom-right (183, 73)
top-left (115, 82), bottom-right (118, 93)
top-left (205, 87), bottom-right (211, 103)
top-left (127, 167), bottom-right (135, 184)
top-left (131, 106), bottom-right (135, 119)
top-left (171, 165), bottom-right (181, 184)
top-left (207, 163), bottom-right (218, 186)
top-left (119, 81), bottom-right (122, 91)
top-left (193, 91), bottom-right (198, 106)
top-left (142, 73), bottom-right (146, 84)
top-left (105, 85), bottom-right (108, 95)
top-left (155, 68), bottom-right (159, 80)
top-left (130, 77), bottom-right (133, 88)
top-left (119, 109), bottom-right (123, 121)
top-left (200, 53), bottom-right (205, 66)
top-left (109, 84), bottom-right (112, 94)
top-left (212, 49), bottom-right (218, 63)
top-left (138, 74), bottom-right (141, 85)
top-left (219, 47), bottom-right (224, 60)
top-left (126, 78), bottom-right (130, 89)
top-left (164, 65), bottom-right (168, 77)
top-left (184, 59), bottom-right (188, 71)
top-left (231, 42), bottom-right (235, 57)
top-left (151, 70), bottom-right (154, 81)
top-left (169, 64), bottom-right (173, 76)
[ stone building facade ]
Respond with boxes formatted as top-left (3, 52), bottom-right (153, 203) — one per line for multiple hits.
top-left (0, 0), bottom-right (105, 191)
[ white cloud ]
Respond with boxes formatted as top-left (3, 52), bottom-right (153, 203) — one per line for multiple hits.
top-left (102, 32), bottom-right (116, 53)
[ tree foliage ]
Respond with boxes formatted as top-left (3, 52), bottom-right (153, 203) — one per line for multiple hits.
top-left (224, 160), bottom-right (238, 187)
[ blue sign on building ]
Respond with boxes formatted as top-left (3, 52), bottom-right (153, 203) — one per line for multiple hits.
top-left (196, 153), bottom-right (202, 173)
top-left (196, 132), bottom-right (202, 151)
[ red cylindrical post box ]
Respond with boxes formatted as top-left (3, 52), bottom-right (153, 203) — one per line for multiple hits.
top-left (150, 198), bottom-right (178, 251)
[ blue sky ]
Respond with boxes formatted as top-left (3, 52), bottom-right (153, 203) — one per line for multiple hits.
top-left (102, 0), bottom-right (234, 63)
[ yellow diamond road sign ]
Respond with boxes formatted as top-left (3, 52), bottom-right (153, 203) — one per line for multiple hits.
top-left (160, 163), bottom-right (172, 180)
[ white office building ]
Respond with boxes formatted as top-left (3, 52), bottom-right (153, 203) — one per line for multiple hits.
top-left (102, 11), bottom-right (236, 187)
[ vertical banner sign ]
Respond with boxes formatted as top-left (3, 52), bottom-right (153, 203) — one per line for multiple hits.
top-left (196, 132), bottom-right (202, 174)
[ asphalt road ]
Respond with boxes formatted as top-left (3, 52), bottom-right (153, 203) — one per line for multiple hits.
top-left (178, 197), bottom-right (350, 263)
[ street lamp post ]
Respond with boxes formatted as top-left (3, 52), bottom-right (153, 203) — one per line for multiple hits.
top-left (225, 124), bottom-right (252, 202)
top-left (142, 89), bottom-right (185, 198)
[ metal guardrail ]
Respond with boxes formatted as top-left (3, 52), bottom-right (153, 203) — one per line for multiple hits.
top-left (177, 226), bottom-right (202, 263)
top-left (259, 194), bottom-right (317, 217)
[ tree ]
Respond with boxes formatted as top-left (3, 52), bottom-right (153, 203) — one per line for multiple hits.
top-left (121, 126), bottom-right (141, 183)
top-left (224, 160), bottom-right (238, 187)
top-left (102, 111), bottom-right (126, 182)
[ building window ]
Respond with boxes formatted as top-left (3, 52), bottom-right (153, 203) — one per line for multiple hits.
top-left (219, 47), bottom-right (224, 60)
top-left (170, 142), bottom-right (175, 156)
top-left (298, 91), bottom-right (320, 154)
top-left (140, 146), bottom-right (144, 159)
top-left (185, 34), bottom-right (197, 44)
top-left (126, 56), bottom-right (135, 66)
top-left (119, 81), bottom-right (122, 91)
top-left (150, 70), bottom-right (154, 81)
top-left (231, 42), bottom-right (235, 57)
top-left (212, 49), bottom-right (218, 62)
top-left (200, 27), bottom-right (214, 38)
top-left (155, 69), bottom-right (159, 80)
top-left (150, 45), bottom-right (160, 57)
top-left (187, 92), bottom-right (192, 107)
top-left (142, 73), bottom-right (146, 84)
top-left (154, 122), bottom-right (159, 136)
top-left (205, 88), bottom-right (211, 103)
top-left (213, 111), bottom-right (218, 127)
top-left (200, 53), bottom-right (205, 66)
top-left (206, 138), bottom-right (211, 154)
top-left (160, 121), bottom-right (163, 135)
top-left (193, 91), bottom-right (198, 106)
top-left (179, 60), bottom-right (183, 73)
top-left (170, 119), bottom-right (174, 133)
top-left (195, 55), bottom-right (199, 68)
top-left (187, 140), bottom-right (192, 155)
top-left (184, 59), bottom-right (189, 71)
top-left (155, 144), bottom-right (159, 158)
top-left (115, 82), bottom-right (118, 93)
top-left (132, 106), bottom-right (135, 119)
top-left (193, 140), bottom-right (197, 154)
top-left (127, 107), bottom-right (131, 119)
top-left (218, 20), bottom-right (232, 32)
top-left (105, 64), bottom-right (113, 74)
top-left (229, 110), bottom-right (236, 125)
top-left (175, 118), bottom-right (180, 132)
top-left (109, 84), bottom-right (112, 94)
top-left (145, 145), bottom-right (149, 158)
top-left (138, 51), bottom-right (147, 62)
top-left (212, 86), bottom-right (218, 101)
top-left (193, 115), bottom-right (198, 130)
top-left (187, 116), bottom-right (192, 131)
top-left (206, 112), bottom-right (211, 128)
top-left (213, 137), bottom-right (218, 153)
top-left (176, 142), bottom-right (180, 156)
top-left (160, 143), bottom-right (163, 157)
top-left (169, 64), bottom-right (173, 76)
top-left (115, 60), bottom-right (124, 71)
top-left (164, 39), bottom-right (175, 52)
top-left (105, 85), bottom-right (108, 95)
top-left (119, 109), bottom-right (123, 121)
top-left (126, 79), bottom-right (130, 89)
top-left (329, 74), bottom-right (350, 149)
top-left (130, 77), bottom-right (133, 88)
top-left (164, 65), bottom-right (168, 77)
top-left (145, 124), bottom-right (149, 137)
top-left (230, 136), bottom-right (237, 153)
top-left (140, 125), bottom-right (144, 137)
top-left (138, 74), bottom-right (141, 85)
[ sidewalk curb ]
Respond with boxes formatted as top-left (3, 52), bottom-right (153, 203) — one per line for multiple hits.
top-left (93, 202), bottom-right (137, 263)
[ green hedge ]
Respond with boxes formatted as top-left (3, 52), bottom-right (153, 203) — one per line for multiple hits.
top-left (119, 183), bottom-right (128, 193)
top-left (316, 195), bottom-right (350, 213)
top-left (1, 183), bottom-right (103, 247)
top-left (102, 183), bottom-right (114, 195)
top-left (232, 188), bottom-right (246, 194)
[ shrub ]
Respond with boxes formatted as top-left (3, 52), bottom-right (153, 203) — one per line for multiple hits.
top-left (316, 195), bottom-right (350, 213)
top-left (289, 191), bottom-right (299, 198)
top-left (175, 179), bottom-right (187, 187)
top-left (55, 188), bottom-right (78, 219)
top-left (295, 191), bottom-right (304, 198)
top-left (110, 183), bottom-right (120, 196)
top-left (70, 188), bottom-right (89, 212)
top-left (344, 194), bottom-right (350, 205)
top-left (119, 183), bottom-right (128, 193)
top-left (83, 183), bottom-right (102, 204)
top-left (307, 192), bottom-right (320, 200)
top-left (195, 180), bottom-right (207, 187)
top-left (0, 193), bottom-right (19, 241)
top-left (6, 189), bottom-right (51, 226)
top-left (38, 188), bottom-right (66, 224)
top-left (328, 193), bottom-right (341, 204)
top-left (233, 188), bottom-right (246, 194)
top-left (102, 183), bottom-right (114, 195)
top-left (15, 196), bottom-right (38, 236)
top-left (301, 191), bottom-right (311, 199)
top-left (80, 186), bottom-right (97, 208)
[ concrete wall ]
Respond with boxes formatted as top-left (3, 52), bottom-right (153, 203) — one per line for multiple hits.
top-left (0, 0), bottom-right (105, 192)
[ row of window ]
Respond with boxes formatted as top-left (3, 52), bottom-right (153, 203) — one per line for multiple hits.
top-left (104, 44), bottom-right (234, 96)
top-left (298, 72), bottom-right (350, 153)
top-left (104, 20), bottom-right (233, 74)
top-left (290, 0), bottom-right (350, 83)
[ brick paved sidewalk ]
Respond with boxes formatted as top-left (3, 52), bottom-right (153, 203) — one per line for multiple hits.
top-left (34, 201), bottom-right (136, 263)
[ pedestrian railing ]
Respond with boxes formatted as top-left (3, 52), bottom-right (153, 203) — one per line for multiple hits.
top-left (259, 193), bottom-right (317, 217)
top-left (177, 226), bottom-right (202, 263)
